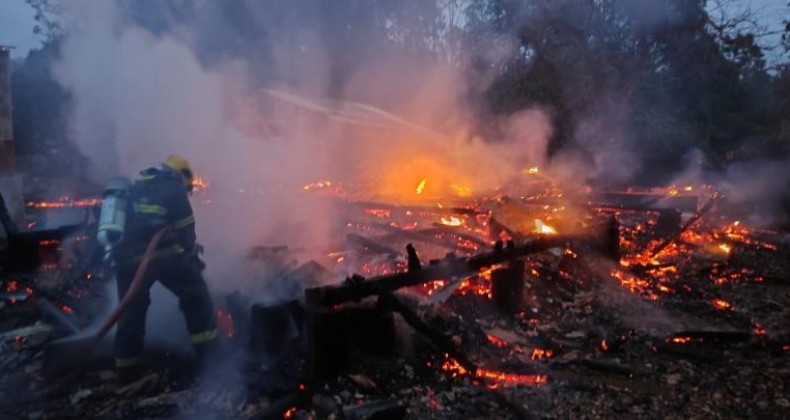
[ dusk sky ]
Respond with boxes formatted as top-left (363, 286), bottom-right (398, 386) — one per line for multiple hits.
top-left (0, 0), bottom-right (787, 60)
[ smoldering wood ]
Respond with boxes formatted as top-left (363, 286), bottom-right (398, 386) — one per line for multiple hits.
top-left (346, 233), bottom-right (399, 256)
top-left (306, 236), bottom-right (575, 308)
top-left (648, 194), bottom-right (718, 259)
top-left (669, 330), bottom-right (752, 343)
top-left (586, 191), bottom-right (698, 213)
top-left (372, 223), bottom-right (467, 251)
top-left (427, 223), bottom-right (491, 248)
top-left (4, 224), bottom-right (83, 270)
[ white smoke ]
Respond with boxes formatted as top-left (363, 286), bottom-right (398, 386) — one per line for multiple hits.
top-left (52, 1), bottom-right (557, 295)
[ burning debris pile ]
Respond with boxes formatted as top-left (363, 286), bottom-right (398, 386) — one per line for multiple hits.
top-left (1, 172), bottom-right (788, 419)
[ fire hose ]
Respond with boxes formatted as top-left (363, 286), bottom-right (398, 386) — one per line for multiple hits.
top-left (91, 226), bottom-right (171, 346)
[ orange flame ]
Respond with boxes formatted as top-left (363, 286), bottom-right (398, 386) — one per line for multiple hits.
top-left (534, 219), bottom-right (557, 235)
top-left (415, 178), bottom-right (427, 195)
top-left (671, 336), bottom-right (692, 344)
top-left (192, 176), bottom-right (209, 192)
top-left (440, 216), bottom-right (464, 227)
top-left (718, 244), bottom-right (732, 254)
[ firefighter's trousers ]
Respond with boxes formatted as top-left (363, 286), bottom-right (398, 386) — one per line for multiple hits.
top-left (113, 255), bottom-right (217, 369)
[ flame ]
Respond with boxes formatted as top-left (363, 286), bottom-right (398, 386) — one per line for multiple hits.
top-left (534, 219), bottom-right (557, 235)
top-left (450, 184), bottom-right (472, 197)
top-left (718, 244), bottom-right (732, 254)
top-left (440, 216), bottom-right (464, 227)
top-left (712, 298), bottom-right (733, 311)
top-left (192, 176), bottom-right (209, 192)
top-left (415, 178), bottom-right (427, 195)
top-left (671, 336), bottom-right (692, 344)
top-left (525, 166), bottom-right (540, 175)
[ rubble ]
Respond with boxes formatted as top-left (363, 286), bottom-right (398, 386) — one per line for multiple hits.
top-left (0, 183), bottom-right (788, 419)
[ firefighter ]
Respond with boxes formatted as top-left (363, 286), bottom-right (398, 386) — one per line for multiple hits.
top-left (112, 154), bottom-right (217, 382)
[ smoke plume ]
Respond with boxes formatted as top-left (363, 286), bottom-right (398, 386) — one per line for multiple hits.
top-left (52, 1), bottom-right (557, 295)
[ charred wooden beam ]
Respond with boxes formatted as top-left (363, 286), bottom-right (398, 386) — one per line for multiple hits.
top-left (491, 260), bottom-right (525, 312)
top-left (343, 399), bottom-right (407, 420)
top-left (426, 224), bottom-right (491, 248)
top-left (587, 191), bottom-right (698, 213)
top-left (349, 200), bottom-right (485, 217)
top-left (305, 305), bottom-right (349, 381)
top-left (378, 293), bottom-right (477, 373)
top-left (307, 236), bottom-right (575, 308)
top-left (346, 233), bottom-right (398, 256)
top-left (669, 330), bottom-right (752, 343)
top-left (652, 342), bottom-right (722, 364)
top-left (648, 194), bottom-right (718, 259)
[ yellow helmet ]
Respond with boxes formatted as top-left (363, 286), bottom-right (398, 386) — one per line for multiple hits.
top-left (163, 154), bottom-right (195, 191)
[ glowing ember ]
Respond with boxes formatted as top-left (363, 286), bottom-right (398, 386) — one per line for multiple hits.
top-left (534, 219), bottom-right (557, 235)
top-left (60, 305), bottom-right (73, 314)
top-left (302, 179), bottom-right (332, 191)
top-left (712, 298), bottom-right (733, 311)
top-left (415, 178), bottom-right (427, 195)
top-left (529, 348), bottom-right (554, 360)
top-left (440, 216), bottom-right (464, 227)
top-left (27, 198), bottom-right (101, 209)
top-left (283, 407), bottom-right (297, 419)
top-left (670, 336), bottom-right (692, 344)
top-left (718, 244), bottom-right (732, 254)
top-left (486, 334), bottom-right (509, 348)
top-left (439, 355), bottom-right (547, 387)
top-left (440, 356), bottom-right (468, 377)
top-left (476, 370), bottom-right (548, 386)
top-left (601, 340), bottom-right (609, 351)
top-left (364, 208), bottom-right (391, 218)
top-left (216, 309), bottom-right (235, 338)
